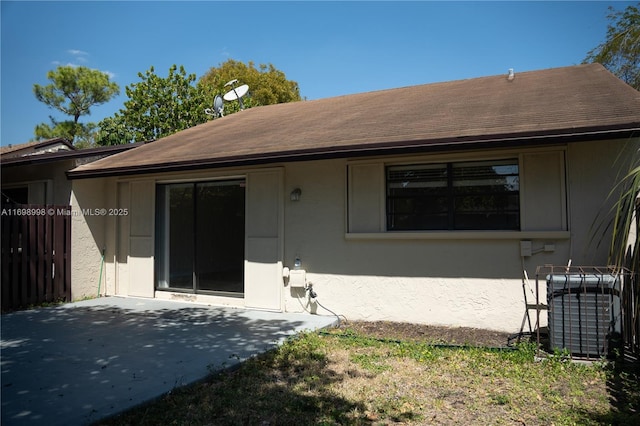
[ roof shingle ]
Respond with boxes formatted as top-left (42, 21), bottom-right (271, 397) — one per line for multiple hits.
top-left (69, 64), bottom-right (640, 178)
top-left (1, 138), bottom-right (74, 158)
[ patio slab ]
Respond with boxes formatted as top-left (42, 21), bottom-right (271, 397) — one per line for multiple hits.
top-left (1, 296), bottom-right (337, 425)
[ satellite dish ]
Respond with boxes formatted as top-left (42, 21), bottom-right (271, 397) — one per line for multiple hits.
top-left (223, 83), bottom-right (249, 110)
top-left (205, 78), bottom-right (249, 116)
top-left (214, 95), bottom-right (224, 116)
top-left (223, 84), bottom-right (249, 101)
top-left (204, 95), bottom-right (225, 118)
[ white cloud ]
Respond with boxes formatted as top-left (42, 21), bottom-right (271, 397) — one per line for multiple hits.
top-left (68, 49), bottom-right (89, 57)
top-left (66, 49), bottom-right (89, 63)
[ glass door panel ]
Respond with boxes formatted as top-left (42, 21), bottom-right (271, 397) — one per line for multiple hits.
top-left (195, 180), bottom-right (245, 294)
top-left (156, 180), bottom-right (245, 296)
top-left (156, 183), bottom-right (194, 290)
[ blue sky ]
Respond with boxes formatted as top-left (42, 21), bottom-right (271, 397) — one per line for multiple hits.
top-left (0, 1), bottom-right (630, 146)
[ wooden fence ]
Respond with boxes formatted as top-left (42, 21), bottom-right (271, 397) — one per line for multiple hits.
top-left (1, 205), bottom-right (71, 311)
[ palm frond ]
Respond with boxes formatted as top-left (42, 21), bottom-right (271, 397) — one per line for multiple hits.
top-left (588, 140), bottom-right (640, 273)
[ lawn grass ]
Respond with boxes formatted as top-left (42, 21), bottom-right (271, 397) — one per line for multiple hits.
top-left (97, 327), bottom-right (640, 425)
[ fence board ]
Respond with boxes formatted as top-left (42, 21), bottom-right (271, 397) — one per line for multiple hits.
top-left (44, 213), bottom-right (53, 302)
top-left (29, 213), bottom-right (37, 305)
top-left (37, 212), bottom-right (47, 303)
top-left (10, 214), bottom-right (20, 307)
top-left (1, 205), bottom-right (71, 310)
top-left (20, 214), bottom-right (29, 304)
top-left (2, 215), bottom-right (12, 310)
top-left (53, 206), bottom-right (70, 303)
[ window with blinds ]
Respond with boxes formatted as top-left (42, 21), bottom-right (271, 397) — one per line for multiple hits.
top-left (386, 159), bottom-right (520, 230)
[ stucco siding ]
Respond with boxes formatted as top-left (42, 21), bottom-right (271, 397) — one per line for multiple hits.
top-left (69, 137), bottom-right (638, 333)
top-left (70, 178), bottom-right (107, 300)
top-left (281, 157), bottom-right (554, 331)
top-left (304, 274), bottom-right (527, 330)
top-left (280, 142), bottom-right (633, 332)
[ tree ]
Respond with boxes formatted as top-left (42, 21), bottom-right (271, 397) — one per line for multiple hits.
top-left (96, 60), bottom-right (302, 145)
top-left (199, 59), bottom-right (302, 113)
top-left (96, 65), bottom-right (210, 144)
top-left (32, 118), bottom-right (97, 148)
top-left (94, 115), bottom-right (136, 146)
top-left (584, 4), bottom-right (640, 90)
top-left (33, 66), bottom-right (119, 143)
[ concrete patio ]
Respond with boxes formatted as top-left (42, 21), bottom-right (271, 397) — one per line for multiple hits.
top-left (1, 296), bottom-right (337, 425)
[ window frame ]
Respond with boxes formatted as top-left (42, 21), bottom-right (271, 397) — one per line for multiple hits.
top-left (385, 158), bottom-right (521, 232)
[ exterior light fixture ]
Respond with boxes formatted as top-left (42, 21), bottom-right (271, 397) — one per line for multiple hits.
top-left (290, 188), bottom-right (302, 201)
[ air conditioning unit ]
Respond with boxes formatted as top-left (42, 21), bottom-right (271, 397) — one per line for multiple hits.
top-left (547, 271), bottom-right (621, 358)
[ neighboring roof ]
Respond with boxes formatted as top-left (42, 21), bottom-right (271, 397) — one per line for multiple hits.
top-left (1, 143), bottom-right (145, 168)
top-left (69, 64), bottom-right (640, 179)
top-left (1, 138), bottom-right (74, 158)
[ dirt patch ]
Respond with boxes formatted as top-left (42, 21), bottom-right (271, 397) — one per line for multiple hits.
top-left (339, 320), bottom-right (513, 348)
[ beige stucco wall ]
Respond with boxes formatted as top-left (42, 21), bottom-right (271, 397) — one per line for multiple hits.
top-left (281, 155), bottom-right (561, 331)
top-left (70, 178), bottom-right (107, 300)
top-left (280, 140), bottom-right (634, 332)
top-left (69, 137), bottom-right (638, 332)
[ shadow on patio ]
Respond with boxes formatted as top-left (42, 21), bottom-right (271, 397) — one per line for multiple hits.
top-left (1, 297), bottom-right (335, 426)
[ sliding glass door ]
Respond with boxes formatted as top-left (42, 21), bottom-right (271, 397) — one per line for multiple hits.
top-left (155, 179), bottom-right (245, 296)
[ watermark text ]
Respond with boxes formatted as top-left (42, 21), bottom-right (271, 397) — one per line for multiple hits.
top-left (1, 208), bottom-right (129, 217)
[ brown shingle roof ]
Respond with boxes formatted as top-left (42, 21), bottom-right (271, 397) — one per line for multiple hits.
top-left (69, 64), bottom-right (640, 179)
top-left (1, 142), bottom-right (146, 167)
top-left (1, 138), bottom-right (74, 158)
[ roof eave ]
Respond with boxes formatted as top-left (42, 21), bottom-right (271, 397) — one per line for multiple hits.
top-left (67, 125), bottom-right (640, 180)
